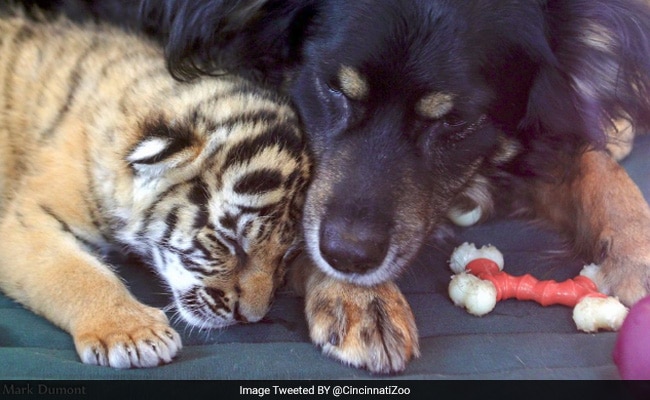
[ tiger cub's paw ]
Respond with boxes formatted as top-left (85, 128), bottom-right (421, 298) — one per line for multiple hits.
top-left (73, 304), bottom-right (182, 368)
top-left (305, 278), bottom-right (419, 374)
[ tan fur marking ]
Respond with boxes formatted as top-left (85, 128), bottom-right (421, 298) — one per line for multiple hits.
top-left (338, 66), bottom-right (369, 100)
top-left (416, 92), bottom-right (454, 119)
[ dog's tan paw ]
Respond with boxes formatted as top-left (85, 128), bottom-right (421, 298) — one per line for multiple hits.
top-left (593, 252), bottom-right (650, 307)
top-left (586, 227), bottom-right (650, 306)
top-left (73, 304), bottom-right (182, 368)
top-left (304, 278), bottom-right (419, 374)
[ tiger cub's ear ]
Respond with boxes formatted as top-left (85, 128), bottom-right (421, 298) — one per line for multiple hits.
top-left (127, 115), bottom-right (201, 176)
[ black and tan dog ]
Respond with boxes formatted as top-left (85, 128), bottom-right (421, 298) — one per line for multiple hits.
top-left (26, 0), bottom-right (650, 374)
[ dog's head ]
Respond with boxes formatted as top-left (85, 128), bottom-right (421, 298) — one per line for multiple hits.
top-left (291, 2), bottom-right (507, 284)
top-left (141, 0), bottom-right (650, 285)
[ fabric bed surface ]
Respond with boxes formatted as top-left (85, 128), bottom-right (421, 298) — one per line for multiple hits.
top-left (1, 135), bottom-right (648, 380)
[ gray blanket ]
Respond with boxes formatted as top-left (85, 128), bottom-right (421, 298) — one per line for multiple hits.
top-left (1, 135), bottom-right (648, 380)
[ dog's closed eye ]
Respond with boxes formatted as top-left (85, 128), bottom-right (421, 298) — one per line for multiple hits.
top-left (441, 112), bottom-right (467, 128)
top-left (442, 115), bottom-right (489, 146)
top-left (418, 114), bottom-right (487, 151)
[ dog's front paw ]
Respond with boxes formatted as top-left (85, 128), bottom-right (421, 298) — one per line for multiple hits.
top-left (304, 277), bottom-right (419, 374)
top-left (587, 227), bottom-right (650, 306)
top-left (73, 303), bottom-right (182, 368)
top-left (593, 250), bottom-right (650, 307)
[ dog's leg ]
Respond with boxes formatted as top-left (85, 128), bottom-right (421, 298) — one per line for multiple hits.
top-left (530, 149), bottom-right (650, 306)
top-left (0, 199), bottom-right (182, 368)
top-left (289, 252), bottom-right (419, 374)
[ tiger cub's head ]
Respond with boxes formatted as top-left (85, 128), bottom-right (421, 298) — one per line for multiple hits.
top-left (116, 82), bottom-right (311, 329)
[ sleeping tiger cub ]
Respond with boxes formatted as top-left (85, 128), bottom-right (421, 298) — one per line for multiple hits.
top-left (0, 11), bottom-right (311, 368)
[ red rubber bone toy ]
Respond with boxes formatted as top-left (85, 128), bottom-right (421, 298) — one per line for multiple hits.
top-left (448, 242), bottom-right (628, 332)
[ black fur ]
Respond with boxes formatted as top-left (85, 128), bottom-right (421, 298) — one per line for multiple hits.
top-left (31, 0), bottom-right (650, 285)
top-left (13, 0), bottom-right (141, 27)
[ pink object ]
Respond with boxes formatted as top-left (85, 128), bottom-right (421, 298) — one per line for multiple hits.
top-left (613, 296), bottom-right (650, 380)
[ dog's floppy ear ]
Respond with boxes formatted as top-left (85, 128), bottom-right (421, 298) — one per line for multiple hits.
top-left (139, 0), bottom-right (319, 84)
top-left (523, 0), bottom-right (650, 148)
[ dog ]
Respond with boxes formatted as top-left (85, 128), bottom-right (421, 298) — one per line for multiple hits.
top-left (24, 0), bottom-right (650, 374)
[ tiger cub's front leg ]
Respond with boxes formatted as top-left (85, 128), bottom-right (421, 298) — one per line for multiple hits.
top-left (0, 201), bottom-right (181, 368)
top-left (290, 253), bottom-right (420, 374)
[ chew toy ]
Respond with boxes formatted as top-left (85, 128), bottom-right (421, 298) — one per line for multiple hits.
top-left (448, 242), bottom-right (628, 332)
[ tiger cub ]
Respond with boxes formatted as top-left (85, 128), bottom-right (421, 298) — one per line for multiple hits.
top-left (0, 12), bottom-right (310, 368)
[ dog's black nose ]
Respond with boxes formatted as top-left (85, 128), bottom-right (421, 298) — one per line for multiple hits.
top-left (319, 216), bottom-right (389, 274)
